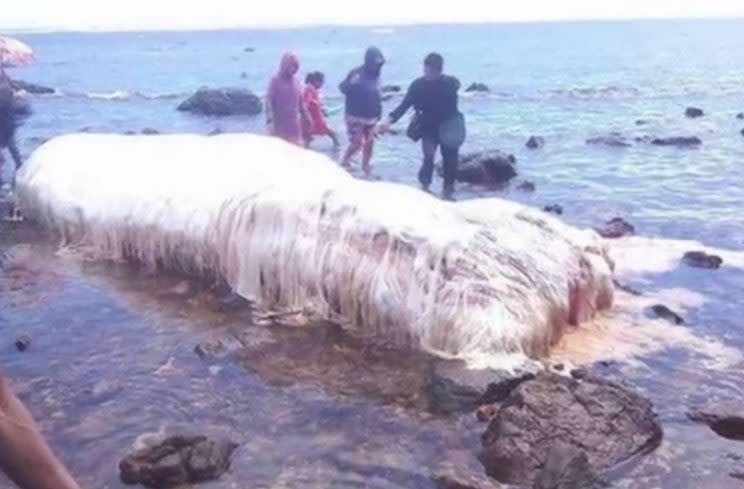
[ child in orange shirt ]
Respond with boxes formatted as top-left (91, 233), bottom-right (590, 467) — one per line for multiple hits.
top-left (303, 71), bottom-right (339, 148)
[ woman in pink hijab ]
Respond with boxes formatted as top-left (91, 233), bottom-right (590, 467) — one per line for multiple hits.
top-left (266, 52), bottom-right (308, 145)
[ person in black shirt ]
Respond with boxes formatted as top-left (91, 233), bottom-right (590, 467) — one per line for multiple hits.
top-left (380, 53), bottom-right (464, 200)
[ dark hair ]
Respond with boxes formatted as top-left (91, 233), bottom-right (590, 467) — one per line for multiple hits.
top-left (424, 52), bottom-right (444, 73)
top-left (305, 71), bottom-right (326, 85)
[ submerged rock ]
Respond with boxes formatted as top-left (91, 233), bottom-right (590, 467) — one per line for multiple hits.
top-left (15, 335), bottom-right (31, 352)
top-left (586, 132), bottom-right (631, 148)
top-left (595, 217), bottom-right (635, 239)
top-left (119, 434), bottom-right (238, 488)
top-left (141, 128), bottom-right (160, 135)
top-left (432, 470), bottom-right (500, 489)
top-left (740, 128), bottom-right (744, 137)
top-left (685, 107), bottom-right (705, 118)
top-left (635, 119), bottom-right (649, 126)
top-left (11, 80), bottom-right (55, 95)
top-left (208, 127), bottom-right (224, 136)
top-left (534, 442), bottom-right (601, 489)
top-left (465, 82), bottom-right (490, 93)
top-left (682, 251), bottom-right (723, 270)
top-left (526, 136), bottom-right (545, 149)
top-left (426, 360), bottom-right (534, 414)
top-left (194, 340), bottom-right (226, 360)
top-left (517, 180), bottom-right (536, 192)
top-left (650, 304), bottom-right (684, 325)
top-left (177, 87), bottom-right (262, 116)
top-left (737, 113), bottom-right (744, 120)
top-left (454, 151), bottom-right (517, 186)
top-left (688, 402), bottom-right (744, 441)
top-left (543, 204), bottom-right (563, 215)
top-left (479, 373), bottom-right (661, 486)
top-left (381, 84), bottom-right (402, 94)
top-left (651, 136), bottom-right (702, 147)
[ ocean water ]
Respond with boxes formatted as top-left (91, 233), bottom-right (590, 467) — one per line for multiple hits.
top-left (2, 19), bottom-right (744, 488)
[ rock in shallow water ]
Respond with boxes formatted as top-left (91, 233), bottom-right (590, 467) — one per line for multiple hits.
top-left (534, 442), bottom-right (601, 489)
top-left (526, 136), bottom-right (545, 149)
top-left (11, 80), bottom-right (55, 95)
top-left (586, 132), bottom-right (631, 148)
top-left (465, 82), bottom-right (490, 93)
top-left (119, 434), bottom-right (237, 488)
top-left (688, 402), bottom-right (744, 441)
top-left (453, 151), bottom-right (517, 186)
top-left (685, 107), bottom-right (705, 118)
top-left (595, 217), bottom-right (635, 239)
top-left (15, 335), bottom-right (31, 352)
top-left (650, 304), bottom-right (684, 324)
top-left (651, 136), bottom-right (702, 147)
top-left (426, 360), bottom-right (535, 414)
top-left (517, 180), bottom-right (536, 192)
top-left (682, 251), bottom-right (723, 269)
top-left (177, 87), bottom-right (262, 116)
top-left (479, 373), bottom-right (662, 486)
top-left (737, 113), bottom-right (744, 120)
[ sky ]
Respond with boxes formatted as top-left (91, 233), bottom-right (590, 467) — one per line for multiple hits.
top-left (2, 0), bottom-right (744, 31)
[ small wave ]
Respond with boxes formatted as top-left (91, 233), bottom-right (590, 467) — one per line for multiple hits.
top-left (75, 90), bottom-right (188, 101)
top-left (87, 90), bottom-right (134, 101)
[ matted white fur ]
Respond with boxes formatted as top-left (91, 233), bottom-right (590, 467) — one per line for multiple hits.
top-left (16, 133), bottom-right (614, 364)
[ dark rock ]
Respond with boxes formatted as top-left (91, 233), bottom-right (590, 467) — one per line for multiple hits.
top-left (141, 128), bottom-right (160, 135)
top-left (517, 181), bottom-right (536, 192)
top-left (178, 87), bottom-right (262, 116)
top-left (526, 136), bottom-right (545, 149)
top-left (534, 442), bottom-right (600, 489)
top-left (612, 279), bottom-right (642, 296)
top-left (688, 402), bottom-right (744, 441)
top-left (731, 472), bottom-right (744, 481)
top-left (685, 107), bottom-right (704, 118)
top-left (244, 47), bottom-right (255, 53)
top-left (194, 340), bottom-right (225, 360)
top-left (586, 132), bottom-right (631, 148)
top-left (124, 130), bottom-right (137, 135)
top-left (543, 204), bottom-right (563, 215)
top-left (465, 83), bottom-right (490, 93)
top-left (650, 136), bottom-right (702, 147)
top-left (552, 363), bottom-right (565, 372)
top-left (15, 335), bottom-right (31, 352)
top-left (239, 72), bottom-right (248, 79)
top-left (381, 84), bottom-right (402, 94)
top-left (595, 217), bottom-right (636, 239)
top-left (208, 127), bottom-right (224, 136)
top-left (427, 360), bottom-right (534, 414)
top-left (10, 80), bottom-right (55, 95)
top-left (479, 373), bottom-right (662, 486)
top-left (381, 93), bottom-right (394, 102)
top-left (635, 119), bottom-right (648, 126)
top-left (740, 128), bottom-right (744, 137)
top-left (649, 305), bottom-right (684, 325)
top-left (454, 151), bottom-right (517, 186)
top-left (119, 434), bottom-right (237, 488)
top-left (737, 113), bottom-right (744, 120)
top-left (682, 251), bottom-right (723, 270)
top-left (432, 470), bottom-right (500, 489)
top-left (570, 368), bottom-right (589, 380)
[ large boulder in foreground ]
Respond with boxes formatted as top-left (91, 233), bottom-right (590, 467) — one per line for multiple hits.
top-left (453, 150), bottom-right (517, 186)
top-left (479, 373), bottom-right (662, 486)
top-left (119, 434), bottom-right (238, 488)
top-left (177, 87), bottom-right (262, 116)
top-left (11, 80), bottom-right (55, 95)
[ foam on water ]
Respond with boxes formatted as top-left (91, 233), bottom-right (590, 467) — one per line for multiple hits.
top-left (16, 133), bottom-right (615, 366)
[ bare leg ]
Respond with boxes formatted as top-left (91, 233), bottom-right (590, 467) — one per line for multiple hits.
top-left (0, 369), bottom-right (82, 489)
top-left (327, 129), bottom-right (340, 148)
top-left (361, 138), bottom-right (374, 175)
top-left (342, 141), bottom-right (362, 168)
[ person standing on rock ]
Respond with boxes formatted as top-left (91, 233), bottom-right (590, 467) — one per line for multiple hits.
top-left (0, 66), bottom-right (26, 187)
top-left (266, 52), bottom-right (309, 146)
top-left (379, 53), bottom-right (465, 200)
top-left (339, 47), bottom-right (385, 175)
top-left (0, 367), bottom-right (82, 489)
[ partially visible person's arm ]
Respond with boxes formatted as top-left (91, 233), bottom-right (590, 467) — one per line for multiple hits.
top-left (387, 82), bottom-right (416, 125)
top-left (339, 69), bottom-right (358, 95)
top-left (0, 370), bottom-right (82, 489)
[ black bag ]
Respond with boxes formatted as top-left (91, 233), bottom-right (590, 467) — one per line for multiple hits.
top-left (406, 112), bottom-right (423, 142)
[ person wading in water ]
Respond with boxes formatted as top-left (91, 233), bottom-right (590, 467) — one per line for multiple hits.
top-left (0, 66), bottom-right (26, 188)
top-left (266, 52), bottom-right (309, 146)
top-left (339, 47), bottom-right (385, 175)
top-left (379, 52), bottom-right (465, 200)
